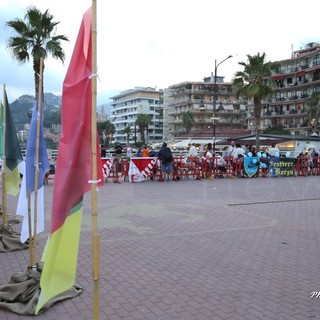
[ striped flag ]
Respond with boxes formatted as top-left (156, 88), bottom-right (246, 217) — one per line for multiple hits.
top-left (36, 7), bottom-right (103, 314)
top-left (0, 90), bottom-right (23, 196)
top-left (16, 99), bottom-right (50, 242)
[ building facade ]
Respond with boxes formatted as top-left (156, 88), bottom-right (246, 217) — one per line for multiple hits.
top-left (249, 42), bottom-right (320, 135)
top-left (166, 76), bottom-right (247, 138)
top-left (110, 87), bottom-right (163, 145)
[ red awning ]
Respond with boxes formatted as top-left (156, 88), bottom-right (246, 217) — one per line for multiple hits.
top-left (271, 75), bottom-right (283, 81)
top-left (296, 71), bottom-right (305, 77)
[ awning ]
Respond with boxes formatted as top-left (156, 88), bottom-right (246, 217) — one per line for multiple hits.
top-left (171, 139), bottom-right (192, 148)
top-left (296, 71), bottom-right (305, 77)
top-left (271, 75), bottom-right (283, 81)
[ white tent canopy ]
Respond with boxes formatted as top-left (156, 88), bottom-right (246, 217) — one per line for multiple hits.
top-left (171, 138), bottom-right (226, 149)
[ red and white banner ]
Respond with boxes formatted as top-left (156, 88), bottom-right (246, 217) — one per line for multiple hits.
top-left (101, 158), bottom-right (113, 178)
top-left (128, 157), bottom-right (158, 182)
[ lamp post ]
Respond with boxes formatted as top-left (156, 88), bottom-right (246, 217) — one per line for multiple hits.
top-left (212, 55), bottom-right (233, 151)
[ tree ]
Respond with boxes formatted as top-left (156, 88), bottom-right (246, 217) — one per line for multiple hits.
top-left (264, 125), bottom-right (291, 135)
top-left (181, 111), bottom-right (195, 133)
top-left (123, 126), bottom-right (131, 145)
top-left (6, 7), bottom-right (69, 97)
top-left (97, 120), bottom-right (115, 146)
top-left (232, 52), bottom-right (279, 149)
top-left (136, 113), bottom-right (151, 144)
top-left (307, 92), bottom-right (320, 132)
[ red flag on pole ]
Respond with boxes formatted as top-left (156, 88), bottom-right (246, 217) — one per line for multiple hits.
top-left (36, 7), bottom-right (103, 314)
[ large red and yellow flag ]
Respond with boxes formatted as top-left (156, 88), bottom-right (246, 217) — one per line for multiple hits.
top-left (36, 7), bottom-right (103, 314)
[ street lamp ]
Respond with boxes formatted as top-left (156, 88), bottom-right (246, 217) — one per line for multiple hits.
top-left (212, 55), bottom-right (233, 151)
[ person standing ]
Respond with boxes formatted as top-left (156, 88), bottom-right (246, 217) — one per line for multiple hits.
top-left (227, 141), bottom-right (235, 157)
top-left (115, 144), bottom-right (123, 158)
top-left (126, 143), bottom-right (133, 158)
top-left (189, 143), bottom-right (198, 157)
top-left (205, 143), bottom-right (213, 157)
top-left (100, 145), bottom-right (107, 157)
top-left (141, 145), bottom-right (150, 157)
top-left (158, 142), bottom-right (174, 182)
top-left (269, 143), bottom-right (280, 157)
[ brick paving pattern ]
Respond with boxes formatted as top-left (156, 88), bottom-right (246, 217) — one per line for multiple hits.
top-left (0, 176), bottom-right (320, 319)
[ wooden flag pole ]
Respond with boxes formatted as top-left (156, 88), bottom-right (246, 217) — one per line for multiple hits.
top-left (31, 57), bottom-right (44, 266)
top-left (27, 189), bottom-right (33, 267)
top-left (91, 1), bottom-right (100, 319)
top-left (1, 85), bottom-right (7, 225)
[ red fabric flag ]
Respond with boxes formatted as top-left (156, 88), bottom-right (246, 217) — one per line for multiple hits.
top-left (51, 7), bottom-right (103, 233)
top-left (36, 7), bottom-right (103, 314)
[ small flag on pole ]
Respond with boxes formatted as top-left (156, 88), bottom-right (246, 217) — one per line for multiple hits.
top-left (0, 90), bottom-right (24, 196)
top-left (16, 99), bottom-right (50, 243)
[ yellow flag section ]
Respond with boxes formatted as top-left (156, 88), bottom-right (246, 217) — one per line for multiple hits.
top-left (36, 202), bottom-right (82, 313)
top-left (0, 89), bottom-right (24, 196)
top-left (5, 166), bottom-right (21, 197)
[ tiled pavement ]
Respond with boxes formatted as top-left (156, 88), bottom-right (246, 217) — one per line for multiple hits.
top-left (1, 176), bottom-right (320, 319)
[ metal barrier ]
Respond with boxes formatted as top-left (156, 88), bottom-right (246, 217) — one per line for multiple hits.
top-left (200, 156), bottom-right (243, 178)
top-left (295, 156), bottom-right (310, 176)
top-left (172, 156), bottom-right (201, 180)
top-left (75, 155), bottom-right (320, 185)
top-left (102, 157), bottom-right (128, 183)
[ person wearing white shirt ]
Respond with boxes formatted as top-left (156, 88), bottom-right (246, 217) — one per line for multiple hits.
top-left (232, 143), bottom-right (245, 159)
top-left (126, 144), bottom-right (133, 157)
top-left (227, 141), bottom-right (235, 157)
top-left (268, 144), bottom-right (280, 157)
top-left (189, 143), bottom-right (198, 157)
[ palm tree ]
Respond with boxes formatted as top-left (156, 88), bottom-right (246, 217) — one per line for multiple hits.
top-left (181, 111), bottom-right (195, 133)
top-left (97, 120), bottom-right (115, 146)
top-left (6, 6), bottom-right (69, 97)
top-left (136, 113), bottom-right (151, 144)
top-left (307, 92), bottom-right (320, 133)
top-left (232, 52), bottom-right (279, 148)
top-left (123, 126), bottom-right (132, 145)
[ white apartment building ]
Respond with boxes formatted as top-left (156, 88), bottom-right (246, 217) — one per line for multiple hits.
top-left (110, 87), bottom-right (163, 145)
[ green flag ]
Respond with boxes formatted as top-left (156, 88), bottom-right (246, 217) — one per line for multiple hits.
top-left (0, 90), bottom-right (23, 196)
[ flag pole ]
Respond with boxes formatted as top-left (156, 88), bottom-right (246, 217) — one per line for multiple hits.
top-left (1, 85), bottom-right (7, 225)
top-left (91, 0), bottom-right (100, 319)
top-left (31, 57), bottom-right (44, 266)
top-left (27, 189), bottom-right (33, 267)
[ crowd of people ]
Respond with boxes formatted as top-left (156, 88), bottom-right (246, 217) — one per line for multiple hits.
top-left (100, 141), bottom-right (320, 181)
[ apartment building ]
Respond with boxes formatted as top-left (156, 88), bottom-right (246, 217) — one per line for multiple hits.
top-left (166, 76), bottom-right (247, 137)
top-left (109, 87), bottom-right (163, 144)
top-left (249, 42), bottom-right (320, 135)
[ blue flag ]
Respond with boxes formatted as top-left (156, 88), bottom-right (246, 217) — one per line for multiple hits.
top-left (25, 100), bottom-right (50, 193)
top-left (16, 99), bottom-right (50, 242)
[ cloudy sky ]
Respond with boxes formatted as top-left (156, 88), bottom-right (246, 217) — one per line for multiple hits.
top-left (1, 0), bottom-right (319, 104)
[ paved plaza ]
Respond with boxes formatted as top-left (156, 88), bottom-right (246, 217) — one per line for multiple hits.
top-left (1, 176), bottom-right (320, 319)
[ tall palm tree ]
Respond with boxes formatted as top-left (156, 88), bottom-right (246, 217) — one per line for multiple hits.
top-left (136, 113), bottom-right (151, 144)
top-left (181, 111), bottom-right (195, 133)
top-left (123, 125), bottom-right (132, 145)
top-left (307, 92), bottom-right (320, 133)
top-left (232, 52), bottom-right (279, 148)
top-left (6, 6), bottom-right (69, 97)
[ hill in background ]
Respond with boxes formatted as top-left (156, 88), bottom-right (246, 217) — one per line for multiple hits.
top-left (9, 90), bottom-right (118, 130)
